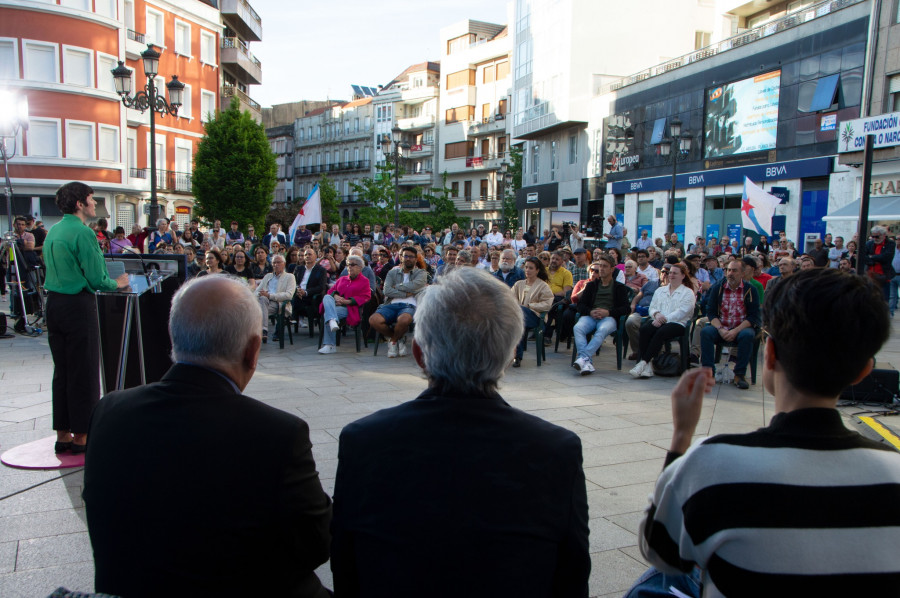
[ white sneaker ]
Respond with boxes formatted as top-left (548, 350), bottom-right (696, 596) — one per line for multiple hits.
top-left (328, 319), bottom-right (340, 333)
top-left (573, 356), bottom-right (587, 372)
top-left (299, 319), bottom-right (309, 328)
top-left (318, 344), bottom-right (336, 354)
top-left (640, 361), bottom-right (654, 378)
top-left (580, 361), bottom-right (595, 375)
top-left (387, 340), bottom-right (399, 358)
top-left (398, 336), bottom-right (408, 357)
top-left (630, 360), bottom-right (648, 378)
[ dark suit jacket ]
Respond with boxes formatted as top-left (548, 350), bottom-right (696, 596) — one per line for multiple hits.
top-left (330, 387), bottom-right (590, 598)
top-left (494, 266), bottom-right (525, 288)
top-left (294, 263), bottom-right (328, 298)
top-left (575, 278), bottom-right (631, 320)
top-left (83, 364), bottom-right (332, 598)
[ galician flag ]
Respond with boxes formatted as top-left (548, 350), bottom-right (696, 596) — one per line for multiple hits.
top-left (741, 177), bottom-right (779, 237)
top-left (288, 183), bottom-right (322, 243)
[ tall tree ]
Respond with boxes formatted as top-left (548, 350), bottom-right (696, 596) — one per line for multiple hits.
top-left (192, 98), bottom-right (277, 235)
top-left (501, 144), bottom-right (523, 232)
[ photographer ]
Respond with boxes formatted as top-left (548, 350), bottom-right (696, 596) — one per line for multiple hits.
top-left (547, 227), bottom-right (564, 251)
top-left (568, 222), bottom-right (584, 251)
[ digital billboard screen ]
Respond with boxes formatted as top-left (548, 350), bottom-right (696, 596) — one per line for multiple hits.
top-left (704, 70), bottom-right (781, 158)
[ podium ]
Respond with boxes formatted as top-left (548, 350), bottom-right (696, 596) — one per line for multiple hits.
top-left (97, 271), bottom-right (175, 393)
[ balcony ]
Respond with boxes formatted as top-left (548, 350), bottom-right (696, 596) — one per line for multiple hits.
top-left (397, 115), bottom-right (435, 131)
top-left (329, 160), bottom-right (371, 173)
top-left (452, 195), bottom-right (502, 211)
top-left (339, 195), bottom-right (370, 206)
top-left (399, 170), bottom-right (434, 186)
top-left (468, 116), bottom-right (506, 137)
top-left (153, 170), bottom-right (193, 193)
top-left (221, 37), bottom-right (262, 85)
top-left (407, 143), bottom-right (433, 159)
top-left (125, 29), bottom-right (146, 60)
top-left (220, 0), bottom-right (262, 42)
top-left (464, 153), bottom-right (507, 170)
top-left (400, 86), bottom-right (438, 103)
top-left (221, 85), bottom-right (261, 122)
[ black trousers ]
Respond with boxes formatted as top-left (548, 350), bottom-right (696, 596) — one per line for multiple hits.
top-left (638, 321), bottom-right (685, 362)
top-left (47, 291), bottom-right (101, 434)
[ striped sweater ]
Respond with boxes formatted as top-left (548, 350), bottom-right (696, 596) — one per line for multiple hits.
top-left (640, 408), bottom-right (900, 597)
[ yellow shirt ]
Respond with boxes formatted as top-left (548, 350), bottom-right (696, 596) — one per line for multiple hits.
top-left (547, 267), bottom-right (573, 295)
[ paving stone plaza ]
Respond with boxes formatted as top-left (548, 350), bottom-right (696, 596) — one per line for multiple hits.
top-left (1, 324), bottom-right (898, 598)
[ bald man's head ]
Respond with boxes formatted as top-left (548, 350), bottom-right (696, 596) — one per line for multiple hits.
top-left (169, 276), bottom-right (261, 371)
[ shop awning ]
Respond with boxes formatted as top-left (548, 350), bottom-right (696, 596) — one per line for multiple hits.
top-left (822, 196), bottom-right (900, 222)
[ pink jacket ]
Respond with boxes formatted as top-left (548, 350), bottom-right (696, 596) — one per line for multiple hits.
top-left (319, 274), bottom-right (372, 326)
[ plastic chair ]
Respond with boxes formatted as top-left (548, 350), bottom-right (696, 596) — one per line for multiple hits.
top-left (374, 321), bottom-right (415, 356)
top-left (269, 301), bottom-right (293, 349)
top-left (318, 316), bottom-right (366, 353)
top-left (570, 313), bottom-right (627, 371)
top-left (521, 312), bottom-right (547, 366)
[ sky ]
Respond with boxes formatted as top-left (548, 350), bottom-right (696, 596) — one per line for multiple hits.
top-left (247, 0), bottom-right (511, 108)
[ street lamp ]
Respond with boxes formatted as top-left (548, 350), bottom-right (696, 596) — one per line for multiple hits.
top-left (498, 161), bottom-right (513, 229)
top-left (0, 90), bottom-right (32, 326)
top-left (656, 117), bottom-right (692, 239)
top-left (111, 45), bottom-right (184, 227)
top-left (380, 124), bottom-right (410, 228)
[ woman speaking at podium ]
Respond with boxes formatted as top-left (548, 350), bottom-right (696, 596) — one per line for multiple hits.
top-left (43, 182), bottom-right (129, 455)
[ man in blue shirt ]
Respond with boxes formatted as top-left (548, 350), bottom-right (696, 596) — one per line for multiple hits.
top-left (604, 215), bottom-right (623, 250)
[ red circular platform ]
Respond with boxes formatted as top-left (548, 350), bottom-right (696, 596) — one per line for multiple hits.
top-left (1, 436), bottom-right (85, 470)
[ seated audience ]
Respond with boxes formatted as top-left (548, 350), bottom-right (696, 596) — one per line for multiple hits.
top-left (293, 248), bottom-right (328, 328)
top-left (318, 255), bottom-right (371, 354)
top-left (494, 248), bottom-right (525, 288)
top-left (254, 254), bottom-right (297, 343)
top-left (369, 246), bottom-right (427, 358)
top-left (510, 257), bottom-right (555, 367)
top-left (573, 255), bottom-right (631, 375)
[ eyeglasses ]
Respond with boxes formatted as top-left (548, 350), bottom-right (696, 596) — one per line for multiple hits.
top-left (590, 268), bottom-right (601, 273)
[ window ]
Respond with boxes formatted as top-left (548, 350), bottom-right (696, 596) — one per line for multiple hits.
top-left (497, 98), bottom-right (508, 116)
top-left (59, 0), bottom-right (90, 10)
top-left (24, 41), bottom-right (59, 83)
top-left (498, 135), bottom-right (507, 157)
top-left (451, 181), bottom-right (459, 197)
top-left (145, 9), bottom-right (164, 47)
top-left (891, 75), bottom-right (900, 111)
top-left (445, 106), bottom-right (474, 124)
top-left (66, 121), bottom-right (94, 160)
top-left (808, 74), bottom-right (839, 112)
top-left (98, 125), bottom-right (119, 162)
top-left (174, 21), bottom-right (191, 56)
top-left (200, 31), bottom-right (215, 65)
top-left (63, 46), bottom-right (92, 87)
top-left (124, 0), bottom-right (135, 29)
top-left (0, 39), bottom-right (18, 80)
top-left (200, 89), bottom-right (215, 122)
top-left (464, 181), bottom-right (473, 200)
top-left (483, 65), bottom-right (496, 84)
top-left (447, 34), bottom-right (474, 55)
top-left (550, 141), bottom-right (557, 181)
top-left (364, 147), bottom-right (370, 161)
top-left (531, 144), bottom-right (539, 184)
top-left (445, 140), bottom-right (474, 159)
top-left (480, 179), bottom-right (489, 199)
top-left (481, 138), bottom-right (490, 157)
top-left (27, 119), bottom-right (60, 157)
top-left (694, 31), bottom-right (711, 50)
top-left (345, 119), bottom-right (350, 134)
top-left (364, 115), bottom-right (371, 129)
top-left (179, 83), bottom-right (192, 118)
top-left (482, 103), bottom-right (491, 122)
top-left (317, 125), bottom-right (322, 138)
top-left (354, 118), bottom-right (359, 132)
top-left (496, 61), bottom-right (510, 79)
top-left (97, 53), bottom-right (117, 92)
top-left (446, 69), bottom-right (475, 89)
top-left (568, 133), bottom-right (577, 164)
top-left (95, 0), bottom-right (116, 18)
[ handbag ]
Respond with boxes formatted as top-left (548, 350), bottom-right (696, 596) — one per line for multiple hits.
top-left (652, 351), bottom-right (683, 377)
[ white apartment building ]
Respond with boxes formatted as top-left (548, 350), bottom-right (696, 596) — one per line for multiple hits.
top-left (267, 124), bottom-right (293, 205)
top-left (512, 0), bottom-right (721, 234)
top-left (293, 98), bottom-right (375, 222)
top-left (372, 62), bottom-right (441, 207)
top-left (437, 20), bottom-right (512, 228)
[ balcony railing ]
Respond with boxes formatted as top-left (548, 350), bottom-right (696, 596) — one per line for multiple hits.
top-left (127, 29), bottom-right (145, 43)
top-left (397, 115), bottom-right (436, 130)
top-left (129, 168), bottom-right (147, 179)
top-left (220, 0), bottom-right (262, 41)
top-left (221, 84), bottom-right (261, 113)
top-left (169, 171), bottom-right (192, 192)
top-left (221, 37), bottom-right (261, 69)
top-left (601, 0), bottom-right (864, 95)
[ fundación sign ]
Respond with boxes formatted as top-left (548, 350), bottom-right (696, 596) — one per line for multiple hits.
top-left (838, 112), bottom-right (900, 153)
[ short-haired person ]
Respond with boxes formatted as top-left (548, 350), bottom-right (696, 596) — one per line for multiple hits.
top-left (43, 182), bottom-right (130, 454)
top-left (864, 225), bottom-right (896, 301)
top-left (318, 255), bottom-right (371, 354)
top-left (85, 276), bottom-right (333, 597)
top-left (456, 249), bottom-right (473, 267)
top-left (700, 258), bottom-right (760, 390)
top-left (495, 248), bottom-right (525, 288)
top-left (629, 263), bottom-right (697, 379)
top-left (511, 256), bottom-right (555, 367)
top-left (331, 268), bottom-right (590, 595)
top-left (435, 245), bottom-right (458, 279)
top-left (293, 248), bottom-right (328, 327)
top-left (370, 246), bottom-right (427, 358)
top-left (226, 220), bottom-right (244, 245)
top-left (634, 269), bottom-right (899, 596)
top-left (254, 254), bottom-right (297, 343)
top-left (572, 255), bottom-right (631, 375)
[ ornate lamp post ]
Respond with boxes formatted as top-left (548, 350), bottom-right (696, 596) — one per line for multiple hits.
top-left (656, 117), bottom-right (692, 238)
top-left (111, 45), bottom-right (184, 227)
top-left (380, 125), bottom-right (410, 228)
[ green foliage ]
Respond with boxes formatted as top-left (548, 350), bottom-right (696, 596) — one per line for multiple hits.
top-left (422, 173), bottom-right (467, 231)
top-left (501, 145), bottom-right (523, 232)
top-left (192, 97), bottom-right (277, 235)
